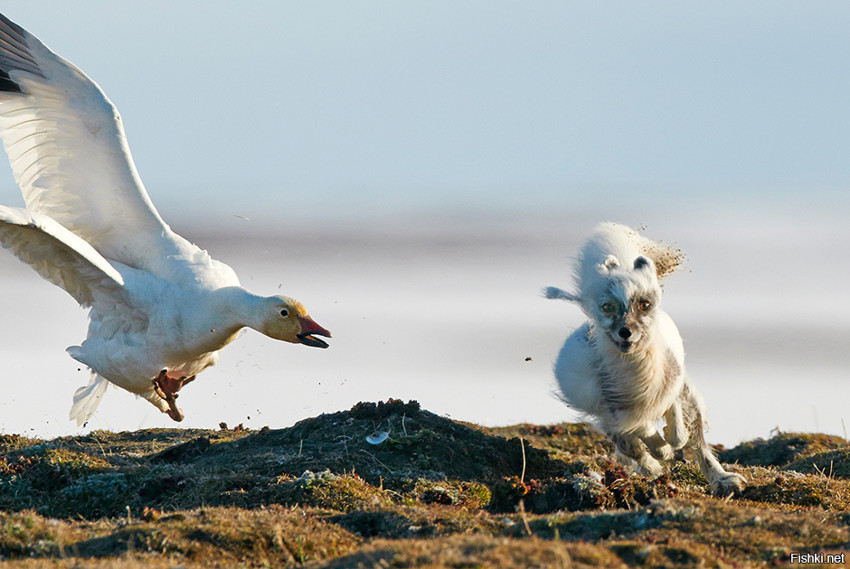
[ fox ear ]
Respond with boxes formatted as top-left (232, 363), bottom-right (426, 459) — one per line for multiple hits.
top-left (633, 256), bottom-right (653, 271)
top-left (597, 255), bottom-right (620, 274)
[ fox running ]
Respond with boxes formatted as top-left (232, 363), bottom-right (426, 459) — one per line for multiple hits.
top-left (545, 222), bottom-right (745, 497)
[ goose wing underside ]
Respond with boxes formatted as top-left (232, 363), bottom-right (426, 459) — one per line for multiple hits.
top-left (0, 13), bottom-right (174, 268)
top-left (0, 206), bottom-right (125, 307)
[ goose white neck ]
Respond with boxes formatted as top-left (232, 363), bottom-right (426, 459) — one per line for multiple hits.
top-left (212, 286), bottom-right (270, 333)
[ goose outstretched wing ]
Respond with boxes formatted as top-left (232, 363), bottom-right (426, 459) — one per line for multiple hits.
top-left (0, 14), bottom-right (174, 269)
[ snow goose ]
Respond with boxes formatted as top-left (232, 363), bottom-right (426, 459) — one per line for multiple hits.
top-left (0, 14), bottom-right (331, 425)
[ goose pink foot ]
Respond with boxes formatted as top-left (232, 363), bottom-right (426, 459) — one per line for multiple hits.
top-left (152, 370), bottom-right (196, 422)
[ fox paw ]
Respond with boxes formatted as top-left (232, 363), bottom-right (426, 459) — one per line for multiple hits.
top-left (648, 443), bottom-right (675, 461)
top-left (710, 472), bottom-right (746, 498)
top-left (638, 456), bottom-right (665, 479)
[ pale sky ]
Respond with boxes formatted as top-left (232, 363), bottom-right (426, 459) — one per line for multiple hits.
top-left (1, 2), bottom-right (849, 221)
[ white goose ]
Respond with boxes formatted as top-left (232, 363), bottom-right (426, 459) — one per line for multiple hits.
top-left (0, 14), bottom-right (331, 425)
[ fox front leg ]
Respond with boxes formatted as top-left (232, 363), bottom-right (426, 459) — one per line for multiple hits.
top-left (664, 399), bottom-right (688, 451)
top-left (611, 432), bottom-right (665, 478)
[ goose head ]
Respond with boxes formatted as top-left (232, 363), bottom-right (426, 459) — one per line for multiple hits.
top-left (261, 296), bottom-right (331, 348)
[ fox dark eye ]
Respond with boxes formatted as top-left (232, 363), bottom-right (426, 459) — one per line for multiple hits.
top-left (280, 309), bottom-right (289, 317)
top-left (600, 302), bottom-right (615, 314)
top-left (638, 300), bottom-right (651, 311)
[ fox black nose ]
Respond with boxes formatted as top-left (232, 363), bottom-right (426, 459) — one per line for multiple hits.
top-left (618, 327), bottom-right (631, 339)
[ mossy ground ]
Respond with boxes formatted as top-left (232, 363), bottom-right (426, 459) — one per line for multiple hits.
top-left (0, 400), bottom-right (847, 568)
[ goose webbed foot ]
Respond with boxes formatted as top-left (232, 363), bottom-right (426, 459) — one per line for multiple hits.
top-left (152, 370), bottom-right (195, 422)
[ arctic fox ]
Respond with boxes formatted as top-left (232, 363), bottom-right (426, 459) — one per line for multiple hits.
top-left (545, 222), bottom-right (745, 497)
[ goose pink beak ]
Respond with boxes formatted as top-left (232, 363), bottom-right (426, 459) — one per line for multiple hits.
top-left (296, 315), bottom-right (331, 348)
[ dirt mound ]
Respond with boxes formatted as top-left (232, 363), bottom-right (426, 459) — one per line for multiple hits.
top-left (785, 448), bottom-right (850, 479)
top-left (718, 432), bottom-right (848, 467)
top-left (0, 400), bottom-right (578, 519)
top-left (268, 399), bottom-right (569, 485)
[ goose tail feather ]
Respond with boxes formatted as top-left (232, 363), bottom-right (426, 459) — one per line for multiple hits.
top-left (69, 373), bottom-right (109, 427)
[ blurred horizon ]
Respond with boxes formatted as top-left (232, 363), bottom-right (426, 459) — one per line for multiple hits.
top-left (1, 209), bottom-right (848, 446)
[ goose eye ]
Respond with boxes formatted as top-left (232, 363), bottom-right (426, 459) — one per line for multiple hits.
top-left (280, 309), bottom-right (289, 317)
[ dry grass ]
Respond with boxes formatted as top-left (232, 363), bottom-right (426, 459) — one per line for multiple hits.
top-left (0, 400), bottom-right (847, 568)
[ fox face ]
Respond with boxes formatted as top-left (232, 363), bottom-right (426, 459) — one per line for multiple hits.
top-left (591, 255), bottom-right (661, 353)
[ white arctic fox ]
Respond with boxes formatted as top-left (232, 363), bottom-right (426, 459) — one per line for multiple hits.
top-left (545, 222), bottom-right (746, 497)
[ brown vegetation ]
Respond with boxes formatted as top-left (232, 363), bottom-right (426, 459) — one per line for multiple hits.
top-left (0, 400), bottom-right (847, 567)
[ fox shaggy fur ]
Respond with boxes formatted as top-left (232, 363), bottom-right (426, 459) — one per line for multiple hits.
top-left (545, 222), bottom-right (745, 497)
